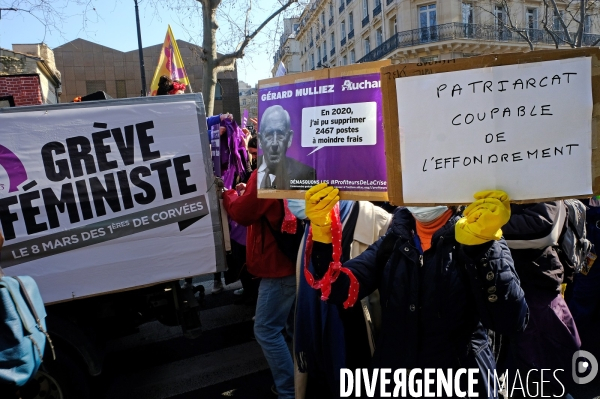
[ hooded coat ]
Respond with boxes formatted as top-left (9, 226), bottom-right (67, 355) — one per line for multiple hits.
top-left (311, 208), bottom-right (528, 398)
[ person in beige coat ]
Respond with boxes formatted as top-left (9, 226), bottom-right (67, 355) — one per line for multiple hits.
top-left (288, 200), bottom-right (391, 399)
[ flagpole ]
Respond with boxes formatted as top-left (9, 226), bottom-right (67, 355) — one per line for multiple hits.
top-left (134, 0), bottom-right (147, 96)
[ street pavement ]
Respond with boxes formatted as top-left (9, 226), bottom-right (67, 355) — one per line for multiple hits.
top-left (90, 276), bottom-right (600, 399)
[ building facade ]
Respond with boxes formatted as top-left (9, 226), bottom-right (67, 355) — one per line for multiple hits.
top-left (0, 44), bottom-right (61, 107)
top-left (238, 81), bottom-right (258, 123)
top-left (272, 17), bottom-right (303, 77)
top-left (281, 0), bottom-right (599, 73)
top-left (53, 38), bottom-right (241, 120)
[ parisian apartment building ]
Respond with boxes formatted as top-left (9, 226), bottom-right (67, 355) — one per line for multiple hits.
top-left (273, 0), bottom-right (600, 74)
top-left (239, 81), bottom-right (258, 121)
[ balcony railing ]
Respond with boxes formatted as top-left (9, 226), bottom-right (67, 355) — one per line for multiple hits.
top-left (357, 22), bottom-right (600, 63)
top-left (341, 37), bottom-right (347, 46)
top-left (386, 0), bottom-right (393, 5)
top-left (339, 3), bottom-right (345, 13)
top-left (348, 29), bottom-right (354, 39)
top-left (362, 15), bottom-right (369, 28)
top-left (373, 4), bottom-right (381, 17)
top-left (331, 47), bottom-right (336, 56)
top-left (329, 16), bottom-right (334, 26)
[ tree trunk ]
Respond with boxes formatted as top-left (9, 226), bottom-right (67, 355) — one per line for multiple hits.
top-left (576, 0), bottom-right (587, 47)
top-left (201, 0), bottom-right (220, 117)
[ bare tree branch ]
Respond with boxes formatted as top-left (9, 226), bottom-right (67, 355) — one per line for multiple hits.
top-left (542, 0), bottom-right (561, 48)
top-left (476, 1), bottom-right (534, 50)
top-left (214, 0), bottom-right (297, 71)
top-left (546, 0), bottom-right (576, 47)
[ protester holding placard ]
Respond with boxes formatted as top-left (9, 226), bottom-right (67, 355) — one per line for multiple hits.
top-left (291, 199), bottom-right (391, 398)
top-left (303, 185), bottom-right (528, 398)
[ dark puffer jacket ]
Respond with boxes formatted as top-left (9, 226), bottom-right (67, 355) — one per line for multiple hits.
top-left (313, 208), bottom-right (528, 398)
top-left (502, 202), bottom-right (567, 291)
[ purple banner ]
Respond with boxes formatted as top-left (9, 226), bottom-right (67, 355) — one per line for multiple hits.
top-left (242, 109), bottom-right (249, 129)
top-left (210, 125), bottom-right (221, 177)
top-left (257, 73), bottom-right (387, 192)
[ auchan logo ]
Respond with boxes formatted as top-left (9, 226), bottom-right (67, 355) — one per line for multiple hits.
top-left (341, 79), bottom-right (381, 91)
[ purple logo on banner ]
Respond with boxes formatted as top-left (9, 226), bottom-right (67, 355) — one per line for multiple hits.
top-left (0, 145), bottom-right (28, 192)
top-left (257, 73), bottom-right (386, 192)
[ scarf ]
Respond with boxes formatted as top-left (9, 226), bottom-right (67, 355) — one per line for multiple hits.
top-left (295, 201), bottom-right (355, 397)
top-left (414, 209), bottom-right (453, 251)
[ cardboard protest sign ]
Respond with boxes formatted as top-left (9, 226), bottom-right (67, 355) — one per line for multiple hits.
top-left (257, 60), bottom-right (391, 200)
top-left (381, 48), bottom-right (600, 205)
top-left (0, 95), bottom-right (225, 303)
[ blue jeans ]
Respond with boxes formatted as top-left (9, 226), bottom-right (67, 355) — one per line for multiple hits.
top-left (254, 274), bottom-right (296, 399)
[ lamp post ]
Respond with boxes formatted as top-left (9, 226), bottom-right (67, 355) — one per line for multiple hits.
top-left (134, 0), bottom-right (147, 96)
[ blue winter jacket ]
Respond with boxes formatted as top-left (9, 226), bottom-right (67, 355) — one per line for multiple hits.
top-left (312, 208), bottom-right (529, 398)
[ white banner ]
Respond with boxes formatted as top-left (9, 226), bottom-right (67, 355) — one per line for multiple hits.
top-left (395, 57), bottom-right (593, 204)
top-left (0, 99), bottom-right (219, 303)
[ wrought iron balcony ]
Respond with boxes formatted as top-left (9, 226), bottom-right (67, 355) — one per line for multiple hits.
top-left (356, 22), bottom-right (600, 63)
top-left (362, 15), bottom-right (369, 28)
top-left (373, 4), bottom-right (381, 17)
top-left (341, 37), bottom-right (347, 47)
top-left (339, 3), bottom-right (345, 13)
top-left (348, 29), bottom-right (354, 39)
top-left (329, 16), bottom-right (334, 26)
top-left (331, 47), bottom-right (336, 56)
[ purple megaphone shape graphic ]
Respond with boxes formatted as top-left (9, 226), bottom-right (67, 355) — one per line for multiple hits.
top-left (0, 145), bottom-right (27, 193)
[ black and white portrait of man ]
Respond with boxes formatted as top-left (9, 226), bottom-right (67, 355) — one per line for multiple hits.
top-left (257, 105), bottom-right (316, 190)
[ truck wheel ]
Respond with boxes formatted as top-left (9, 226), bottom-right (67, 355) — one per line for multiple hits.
top-left (22, 348), bottom-right (90, 399)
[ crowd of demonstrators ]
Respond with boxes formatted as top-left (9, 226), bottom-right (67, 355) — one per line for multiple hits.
top-left (80, 76), bottom-right (598, 398)
top-left (209, 100), bottom-right (596, 399)
top-left (302, 188), bottom-right (528, 398)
